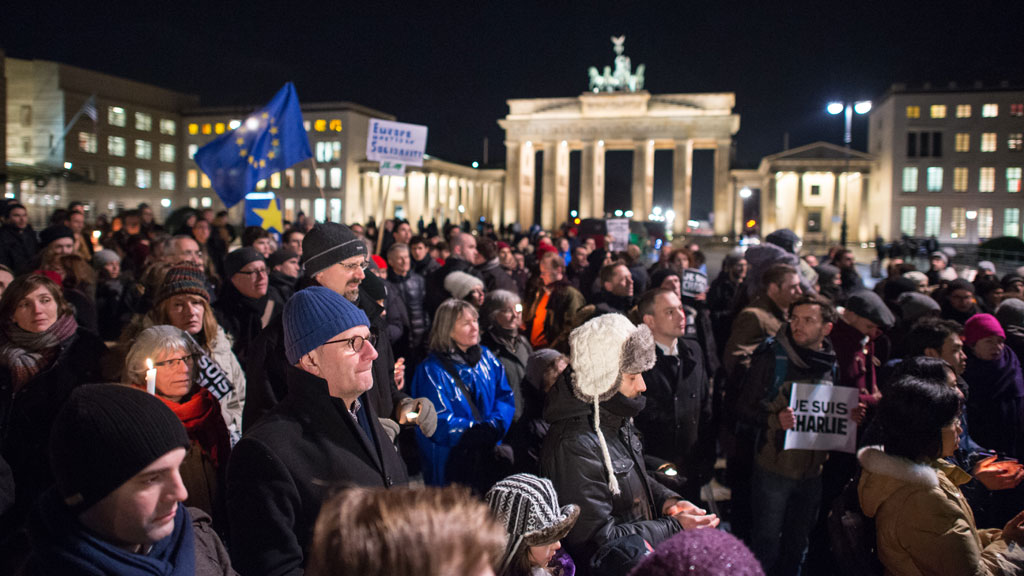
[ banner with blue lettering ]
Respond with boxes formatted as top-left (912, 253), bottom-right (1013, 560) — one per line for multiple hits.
top-left (366, 118), bottom-right (428, 166)
top-left (783, 383), bottom-right (859, 453)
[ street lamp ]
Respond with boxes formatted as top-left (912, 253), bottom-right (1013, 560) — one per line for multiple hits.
top-left (827, 100), bottom-right (871, 246)
top-left (732, 186), bottom-right (752, 243)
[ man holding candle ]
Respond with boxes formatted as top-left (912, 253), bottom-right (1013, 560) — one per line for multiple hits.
top-left (227, 287), bottom-right (410, 575)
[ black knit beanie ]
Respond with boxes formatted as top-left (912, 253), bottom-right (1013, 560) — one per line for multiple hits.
top-left (49, 384), bottom-right (189, 513)
top-left (40, 225), bottom-right (75, 248)
top-left (224, 246), bottom-right (264, 278)
top-left (301, 222), bottom-right (367, 278)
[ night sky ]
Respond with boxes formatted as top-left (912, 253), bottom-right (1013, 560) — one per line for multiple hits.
top-left (4, 1), bottom-right (1024, 217)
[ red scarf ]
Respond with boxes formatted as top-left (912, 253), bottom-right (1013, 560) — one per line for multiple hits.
top-left (160, 388), bottom-right (230, 469)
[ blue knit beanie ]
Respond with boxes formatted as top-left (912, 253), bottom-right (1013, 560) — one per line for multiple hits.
top-left (284, 286), bottom-right (369, 364)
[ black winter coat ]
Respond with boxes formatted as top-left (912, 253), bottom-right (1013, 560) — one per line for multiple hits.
top-left (266, 271), bottom-right (296, 312)
top-left (213, 282), bottom-right (267, 368)
top-left (481, 330), bottom-right (532, 421)
top-left (540, 372), bottom-right (681, 566)
top-left (0, 328), bottom-right (106, 536)
top-left (637, 339), bottom-right (715, 501)
top-left (386, 269), bottom-right (430, 363)
top-left (227, 366), bottom-right (409, 576)
top-left (0, 225), bottom-right (38, 276)
top-left (476, 259), bottom-right (519, 295)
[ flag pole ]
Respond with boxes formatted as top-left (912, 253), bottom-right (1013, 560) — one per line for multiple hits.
top-left (375, 172), bottom-right (392, 255)
top-left (309, 157), bottom-right (327, 219)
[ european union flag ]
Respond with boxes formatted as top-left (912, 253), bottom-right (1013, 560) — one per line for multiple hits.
top-left (194, 82), bottom-right (312, 208)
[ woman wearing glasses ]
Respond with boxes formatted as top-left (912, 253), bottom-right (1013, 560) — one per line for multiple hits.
top-left (0, 274), bottom-right (107, 534)
top-left (412, 298), bottom-right (515, 492)
top-left (124, 324), bottom-right (231, 525)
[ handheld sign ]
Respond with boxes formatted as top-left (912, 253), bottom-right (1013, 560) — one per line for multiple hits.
top-left (366, 118), bottom-right (428, 167)
top-left (606, 219), bottom-right (630, 252)
top-left (783, 383), bottom-right (859, 453)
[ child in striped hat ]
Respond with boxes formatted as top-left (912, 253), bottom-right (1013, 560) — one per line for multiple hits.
top-left (486, 473), bottom-right (580, 576)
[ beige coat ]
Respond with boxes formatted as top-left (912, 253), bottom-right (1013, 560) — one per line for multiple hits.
top-left (723, 294), bottom-right (787, 376)
top-left (858, 446), bottom-right (1024, 576)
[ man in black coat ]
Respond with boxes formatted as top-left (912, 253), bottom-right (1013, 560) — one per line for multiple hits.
top-left (475, 236), bottom-right (519, 295)
top-left (424, 232), bottom-right (481, 317)
top-left (0, 204), bottom-right (38, 275)
top-left (386, 242), bottom-right (430, 369)
top-left (227, 287), bottom-right (410, 576)
top-left (637, 288), bottom-right (715, 504)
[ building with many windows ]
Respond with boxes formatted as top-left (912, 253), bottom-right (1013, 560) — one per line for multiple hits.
top-left (870, 83), bottom-right (1024, 244)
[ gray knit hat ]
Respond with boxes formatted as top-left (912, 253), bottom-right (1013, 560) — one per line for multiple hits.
top-left (92, 249), bottom-right (121, 269)
top-left (996, 298), bottom-right (1024, 329)
top-left (301, 222), bottom-right (367, 278)
top-left (444, 271), bottom-right (485, 300)
top-left (485, 474), bottom-right (580, 573)
top-left (897, 292), bottom-right (941, 324)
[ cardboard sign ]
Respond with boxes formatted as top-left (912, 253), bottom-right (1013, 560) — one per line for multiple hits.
top-left (681, 268), bottom-right (708, 297)
top-left (783, 382), bottom-right (858, 453)
top-left (366, 118), bottom-right (428, 166)
top-left (606, 219), bottom-right (630, 252)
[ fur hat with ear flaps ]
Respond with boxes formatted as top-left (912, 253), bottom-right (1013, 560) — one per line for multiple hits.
top-left (569, 313), bottom-right (656, 495)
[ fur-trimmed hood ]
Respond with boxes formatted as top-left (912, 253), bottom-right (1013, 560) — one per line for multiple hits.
top-left (857, 445), bottom-right (939, 518)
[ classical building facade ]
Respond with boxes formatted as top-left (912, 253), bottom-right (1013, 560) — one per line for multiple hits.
top-left (870, 83), bottom-right (1024, 243)
top-left (499, 91), bottom-right (740, 235)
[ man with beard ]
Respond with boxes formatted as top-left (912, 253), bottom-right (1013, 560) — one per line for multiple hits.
top-left (591, 262), bottom-right (634, 316)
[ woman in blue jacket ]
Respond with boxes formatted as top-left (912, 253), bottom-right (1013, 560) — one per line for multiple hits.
top-left (412, 298), bottom-right (515, 490)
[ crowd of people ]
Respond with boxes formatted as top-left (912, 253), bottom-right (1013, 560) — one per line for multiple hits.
top-left (0, 199), bottom-right (1022, 575)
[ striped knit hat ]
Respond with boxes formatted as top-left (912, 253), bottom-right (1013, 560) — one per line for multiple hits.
top-left (485, 474), bottom-right (579, 573)
top-left (157, 263), bottom-right (209, 304)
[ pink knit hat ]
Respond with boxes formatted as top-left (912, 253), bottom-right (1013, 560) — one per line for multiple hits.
top-left (963, 313), bottom-right (1006, 347)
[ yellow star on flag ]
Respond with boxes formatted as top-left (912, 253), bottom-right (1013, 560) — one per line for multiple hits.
top-left (252, 199), bottom-right (284, 233)
top-left (271, 139), bottom-right (279, 147)
top-left (269, 127), bottom-right (278, 135)
top-left (236, 137), bottom-right (244, 146)
top-left (239, 149), bottom-right (247, 157)
top-left (267, 150), bottom-right (276, 159)
top-left (261, 112), bottom-right (269, 119)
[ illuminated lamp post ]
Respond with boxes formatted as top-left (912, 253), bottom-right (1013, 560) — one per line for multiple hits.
top-left (827, 100), bottom-right (871, 246)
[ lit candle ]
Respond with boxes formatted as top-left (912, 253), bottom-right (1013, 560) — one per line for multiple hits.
top-left (406, 411), bottom-right (419, 420)
top-left (145, 358), bottom-right (156, 395)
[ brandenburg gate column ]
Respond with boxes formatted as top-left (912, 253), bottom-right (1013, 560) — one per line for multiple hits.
top-left (631, 139), bottom-right (654, 220)
top-left (672, 139), bottom-right (693, 236)
top-left (580, 140), bottom-right (605, 218)
top-left (540, 141), bottom-right (570, 230)
top-left (712, 140), bottom-right (732, 236)
top-left (506, 140), bottom-right (536, 228)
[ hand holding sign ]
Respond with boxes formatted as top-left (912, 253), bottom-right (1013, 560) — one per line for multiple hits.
top-left (778, 407), bottom-right (796, 430)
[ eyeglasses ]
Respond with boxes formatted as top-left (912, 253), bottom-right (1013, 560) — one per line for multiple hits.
top-left (153, 355), bottom-right (195, 369)
top-left (339, 260), bottom-right (370, 272)
top-left (323, 333), bottom-right (377, 353)
top-left (236, 267), bottom-right (268, 278)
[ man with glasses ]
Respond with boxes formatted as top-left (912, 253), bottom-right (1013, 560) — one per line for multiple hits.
top-left (214, 247), bottom-right (270, 368)
top-left (228, 287), bottom-right (410, 575)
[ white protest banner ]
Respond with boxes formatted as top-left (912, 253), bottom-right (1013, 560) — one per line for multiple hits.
top-left (606, 219), bottom-right (630, 252)
top-left (366, 118), bottom-right (428, 166)
top-left (380, 160), bottom-right (406, 177)
top-left (783, 382), bottom-right (859, 453)
top-left (681, 268), bottom-right (708, 298)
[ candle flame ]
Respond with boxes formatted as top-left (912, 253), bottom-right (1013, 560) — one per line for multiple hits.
top-left (146, 358), bottom-right (153, 370)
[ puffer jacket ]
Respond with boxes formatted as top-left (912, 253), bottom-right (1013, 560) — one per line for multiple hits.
top-left (411, 345), bottom-right (514, 486)
top-left (858, 446), bottom-right (1024, 576)
top-left (386, 269), bottom-right (430, 357)
top-left (540, 371), bottom-right (682, 566)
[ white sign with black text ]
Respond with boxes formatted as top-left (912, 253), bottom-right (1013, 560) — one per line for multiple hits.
top-left (783, 382), bottom-right (858, 453)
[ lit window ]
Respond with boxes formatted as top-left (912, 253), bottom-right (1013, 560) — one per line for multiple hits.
top-left (930, 105), bottom-right (946, 118)
top-left (107, 136), bottom-right (126, 157)
top-left (926, 167), bottom-right (943, 191)
top-left (187, 170), bottom-right (198, 188)
top-left (108, 166), bottom-right (126, 186)
top-left (980, 167), bottom-right (996, 192)
top-left (229, 119), bottom-right (241, 130)
top-left (1012, 104), bottom-right (1024, 117)
top-left (108, 106), bottom-right (126, 127)
top-left (188, 123), bottom-right (199, 135)
top-left (316, 168), bottom-right (326, 186)
top-left (955, 133), bottom-right (970, 152)
top-left (270, 173), bottom-right (281, 188)
top-left (159, 143), bottom-right (175, 163)
top-left (330, 167), bottom-right (342, 188)
top-left (900, 206), bottom-right (917, 236)
top-left (314, 198), bottom-right (326, 222)
top-left (315, 142), bottom-right (332, 163)
top-left (135, 139), bottom-right (152, 160)
top-left (329, 119), bottom-right (342, 132)
top-left (201, 197), bottom-right (212, 208)
top-left (78, 132), bottom-right (97, 153)
top-left (902, 167), bottom-right (919, 192)
top-left (159, 171), bottom-right (175, 190)
top-left (1006, 208), bottom-right (1021, 237)
top-left (202, 124), bottom-right (212, 135)
top-left (956, 104), bottom-right (971, 118)
top-left (136, 169), bottom-right (152, 189)
top-left (188, 144), bottom-right (198, 159)
top-left (981, 133), bottom-right (997, 152)
top-left (314, 119), bottom-right (327, 132)
top-left (1009, 133), bottom-right (1023, 151)
top-left (953, 167), bottom-right (969, 192)
top-left (982, 103), bottom-right (998, 117)
top-left (330, 198), bottom-right (342, 223)
top-left (256, 179), bottom-right (266, 190)
top-left (979, 208), bottom-right (993, 238)
top-left (924, 206), bottom-right (941, 237)
top-left (160, 119), bottom-right (176, 135)
top-left (215, 123), bottom-right (225, 135)
top-left (135, 112), bottom-right (152, 131)
top-left (332, 141), bottom-right (341, 161)
top-left (284, 169), bottom-right (295, 187)
top-left (906, 106), bottom-right (921, 119)
top-left (301, 169), bottom-right (311, 187)
top-left (951, 208), bottom-right (966, 239)
top-left (201, 173), bottom-right (211, 189)
top-left (1008, 167), bottom-right (1022, 193)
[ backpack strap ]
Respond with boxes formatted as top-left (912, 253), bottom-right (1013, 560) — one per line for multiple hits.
top-left (437, 355), bottom-right (482, 421)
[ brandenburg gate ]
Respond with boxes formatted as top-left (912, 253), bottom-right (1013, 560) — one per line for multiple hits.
top-left (498, 38), bottom-right (740, 235)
